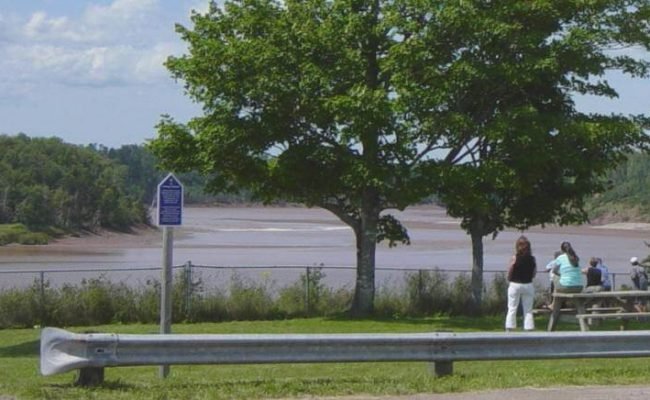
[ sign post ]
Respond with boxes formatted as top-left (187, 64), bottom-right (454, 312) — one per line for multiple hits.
top-left (156, 173), bottom-right (183, 378)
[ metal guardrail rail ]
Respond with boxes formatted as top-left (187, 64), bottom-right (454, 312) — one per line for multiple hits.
top-left (40, 328), bottom-right (650, 385)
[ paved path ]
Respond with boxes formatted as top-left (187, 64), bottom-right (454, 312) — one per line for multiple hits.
top-left (308, 385), bottom-right (650, 400)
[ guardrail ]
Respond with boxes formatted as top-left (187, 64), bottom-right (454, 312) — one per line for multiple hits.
top-left (40, 327), bottom-right (650, 386)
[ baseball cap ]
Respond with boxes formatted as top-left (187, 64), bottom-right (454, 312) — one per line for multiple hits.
top-left (630, 256), bottom-right (639, 264)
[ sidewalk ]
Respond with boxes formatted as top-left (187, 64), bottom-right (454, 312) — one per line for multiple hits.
top-left (309, 385), bottom-right (650, 400)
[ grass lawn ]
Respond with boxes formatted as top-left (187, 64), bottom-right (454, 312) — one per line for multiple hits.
top-left (2, 316), bottom-right (650, 399)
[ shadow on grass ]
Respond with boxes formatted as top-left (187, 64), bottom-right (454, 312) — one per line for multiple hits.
top-left (0, 339), bottom-right (39, 357)
top-left (44, 380), bottom-right (136, 390)
top-left (324, 314), bottom-right (504, 331)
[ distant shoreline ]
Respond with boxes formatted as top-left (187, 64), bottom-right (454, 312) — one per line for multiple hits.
top-left (38, 205), bottom-right (650, 250)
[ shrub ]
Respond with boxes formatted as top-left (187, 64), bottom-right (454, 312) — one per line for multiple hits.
top-left (482, 272), bottom-right (509, 315)
top-left (449, 273), bottom-right (473, 315)
top-left (226, 274), bottom-right (279, 320)
top-left (404, 269), bottom-right (451, 316)
top-left (16, 232), bottom-right (49, 245)
top-left (0, 268), bottom-right (509, 329)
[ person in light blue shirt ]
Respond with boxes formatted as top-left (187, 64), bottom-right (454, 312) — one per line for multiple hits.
top-left (551, 241), bottom-right (583, 292)
top-left (596, 257), bottom-right (612, 291)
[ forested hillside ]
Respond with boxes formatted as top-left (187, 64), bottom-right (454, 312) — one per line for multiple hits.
top-left (93, 144), bottom-right (252, 206)
top-left (588, 151), bottom-right (650, 223)
top-left (1, 132), bottom-right (647, 242)
top-left (0, 134), bottom-right (147, 233)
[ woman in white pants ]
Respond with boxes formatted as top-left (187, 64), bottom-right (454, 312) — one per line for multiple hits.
top-left (505, 236), bottom-right (537, 331)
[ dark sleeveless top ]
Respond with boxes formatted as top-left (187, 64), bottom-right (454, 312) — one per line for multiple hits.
top-left (510, 254), bottom-right (536, 284)
top-left (586, 267), bottom-right (602, 287)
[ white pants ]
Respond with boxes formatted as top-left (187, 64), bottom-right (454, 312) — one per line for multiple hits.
top-left (505, 282), bottom-right (535, 330)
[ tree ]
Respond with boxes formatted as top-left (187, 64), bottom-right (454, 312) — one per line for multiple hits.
top-left (151, 0), bottom-right (437, 315)
top-left (425, 1), bottom-right (650, 310)
top-left (0, 134), bottom-right (148, 235)
top-left (150, 0), bottom-right (650, 315)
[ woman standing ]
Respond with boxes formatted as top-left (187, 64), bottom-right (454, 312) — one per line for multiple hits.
top-left (552, 241), bottom-right (583, 293)
top-left (505, 236), bottom-right (537, 331)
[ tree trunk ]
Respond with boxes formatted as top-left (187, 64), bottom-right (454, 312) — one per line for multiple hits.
top-left (350, 194), bottom-right (380, 317)
top-left (470, 229), bottom-right (484, 314)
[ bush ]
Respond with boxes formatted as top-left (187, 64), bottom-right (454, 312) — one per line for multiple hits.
top-left (0, 268), bottom-right (506, 329)
top-left (482, 272), bottom-right (509, 315)
top-left (226, 274), bottom-right (279, 320)
top-left (404, 269), bottom-right (451, 316)
top-left (16, 232), bottom-right (49, 245)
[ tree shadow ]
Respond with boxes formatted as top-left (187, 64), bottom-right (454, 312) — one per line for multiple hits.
top-left (44, 380), bottom-right (135, 390)
top-left (0, 339), bottom-right (39, 357)
top-left (323, 314), bottom-right (504, 331)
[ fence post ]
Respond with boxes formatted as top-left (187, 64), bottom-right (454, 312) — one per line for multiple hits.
top-left (39, 271), bottom-right (46, 325)
top-left (185, 261), bottom-right (193, 318)
top-left (417, 269), bottom-right (424, 310)
top-left (305, 267), bottom-right (311, 315)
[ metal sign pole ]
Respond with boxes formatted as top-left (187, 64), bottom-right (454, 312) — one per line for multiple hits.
top-left (156, 173), bottom-right (183, 379)
top-left (159, 225), bottom-right (174, 378)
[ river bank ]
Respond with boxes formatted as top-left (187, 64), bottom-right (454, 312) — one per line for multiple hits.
top-left (2, 205), bottom-right (650, 281)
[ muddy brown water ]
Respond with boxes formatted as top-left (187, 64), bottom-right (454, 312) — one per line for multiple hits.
top-left (1, 206), bottom-right (649, 290)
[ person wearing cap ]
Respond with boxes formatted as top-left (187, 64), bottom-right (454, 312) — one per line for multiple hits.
top-left (630, 256), bottom-right (648, 312)
top-left (630, 257), bottom-right (648, 289)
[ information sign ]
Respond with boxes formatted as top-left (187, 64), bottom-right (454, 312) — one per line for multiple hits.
top-left (157, 173), bottom-right (184, 226)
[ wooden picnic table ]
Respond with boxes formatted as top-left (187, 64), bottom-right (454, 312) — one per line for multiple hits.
top-left (547, 290), bottom-right (650, 331)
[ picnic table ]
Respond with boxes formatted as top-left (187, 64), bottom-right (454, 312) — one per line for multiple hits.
top-left (547, 290), bottom-right (650, 331)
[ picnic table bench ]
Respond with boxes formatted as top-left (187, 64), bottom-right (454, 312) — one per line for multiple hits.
top-left (547, 290), bottom-right (650, 332)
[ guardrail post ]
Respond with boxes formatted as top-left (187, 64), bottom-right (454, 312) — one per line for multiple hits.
top-left (75, 367), bottom-right (104, 386)
top-left (75, 330), bottom-right (105, 386)
top-left (431, 361), bottom-right (453, 377)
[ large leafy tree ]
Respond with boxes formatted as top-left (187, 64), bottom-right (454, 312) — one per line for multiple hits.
top-left (151, 0), bottom-right (650, 315)
top-left (425, 1), bottom-right (650, 309)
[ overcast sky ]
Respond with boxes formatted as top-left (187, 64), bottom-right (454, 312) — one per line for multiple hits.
top-left (0, 0), bottom-right (648, 148)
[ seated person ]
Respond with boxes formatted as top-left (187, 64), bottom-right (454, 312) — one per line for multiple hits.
top-left (583, 257), bottom-right (604, 292)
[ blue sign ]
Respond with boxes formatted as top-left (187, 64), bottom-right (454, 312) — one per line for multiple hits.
top-left (157, 173), bottom-right (184, 226)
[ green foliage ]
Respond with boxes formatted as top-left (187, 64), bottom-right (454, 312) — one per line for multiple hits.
top-left (0, 269), bottom-right (514, 329)
top-left (0, 224), bottom-right (47, 245)
top-left (226, 274), bottom-right (279, 320)
top-left (0, 134), bottom-right (148, 237)
top-left (482, 273), bottom-right (510, 314)
top-left (151, 0), bottom-right (650, 315)
top-left (277, 267), bottom-right (353, 317)
top-left (588, 152), bottom-right (650, 221)
top-left (404, 269), bottom-right (451, 316)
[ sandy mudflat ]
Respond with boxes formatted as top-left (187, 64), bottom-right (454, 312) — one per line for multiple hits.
top-left (47, 225), bottom-right (162, 249)
top-left (46, 212), bottom-right (650, 249)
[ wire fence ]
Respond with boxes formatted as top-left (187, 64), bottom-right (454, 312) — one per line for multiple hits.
top-left (0, 262), bottom-right (638, 328)
top-left (0, 261), bottom-right (632, 299)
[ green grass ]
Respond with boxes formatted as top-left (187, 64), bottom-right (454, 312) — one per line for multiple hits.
top-left (3, 316), bottom-right (650, 399)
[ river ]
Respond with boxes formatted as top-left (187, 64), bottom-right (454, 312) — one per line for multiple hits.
top-left (1, 206), bottom-right (649, 289)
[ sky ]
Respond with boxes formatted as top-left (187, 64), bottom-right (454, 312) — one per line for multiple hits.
top-left (0, 0), bottom-right (208, 148)
top-left (0, 0), bottom-right (648, 149)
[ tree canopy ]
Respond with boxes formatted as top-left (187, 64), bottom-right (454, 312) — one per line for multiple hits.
top-left (151, 0), bottom-right (650, 315)
top-left (0, 134), bottom-right (147, 233)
